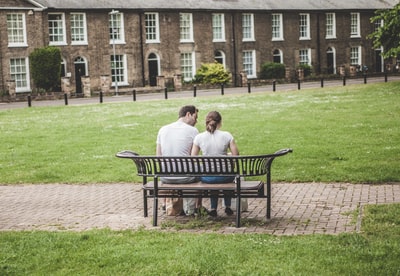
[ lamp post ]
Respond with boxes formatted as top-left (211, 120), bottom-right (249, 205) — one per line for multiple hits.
top-left (109, 9), bottom-right (119, 96)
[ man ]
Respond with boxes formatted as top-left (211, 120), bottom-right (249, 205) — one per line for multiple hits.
top-left (156, 105), bottom-right (199, 215)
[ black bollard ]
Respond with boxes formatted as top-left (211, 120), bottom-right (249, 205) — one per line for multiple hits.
top-left (64, 93), bottom-right (68, 105)
top-left (221, 83), bottom-right (224, 95)
top-left (27, 95), bottom-right (32, 107)
top-left (247, 82), bottom-right (251, 93)
top-left (364, 74), bottom-right (367, 84)
top-left (343, 76), bottom-right (346, 86)
top-left (164, 87), bottom-right (168, 99)
top-left (297, 79), bottom-right (301, 90)
top-left (273, 80), bottom-right (276, 92)
top-left (99, 91), bottom-right (103, 103)
top-left (321, 78), bottom-right (324, 88)
top-left (133, 89), bottom-right (136, 101)
top-left (385, 73), bottom-right (388, 82)
top-left (193, 85), bottom-right (197, 97)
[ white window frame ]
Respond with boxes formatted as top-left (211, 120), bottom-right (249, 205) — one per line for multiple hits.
top-left (145, 12), bottom-right (160, 43)
top-left (350, 46), bottom-right (362, 65)
top-left (70, 13), bottom-right (88, 45)
top-left (299, 48), bottom-right (311, 66)
top-left (214, 50), bottom-right (226, 68)
top-left (243, 50), bottom-right (256, 78)
top-left (180, 13), bottom-right (194, 43)
top-left (273, 49), bottom-right (283, 64)
top-left (109, 12), bottom-right (125, 44)
top-left (325, 13), bottom-right (336, 39)
top-left (242, 13), bottom-right (255, 41)
top-left (350, 13), bottom-right (361, 38)
top-left (7, 13), bottom-right (27, 47)
top-left (180, 52), bottom-right (196, 81)
top-left (272, 13), bottom-right (283, 41)
top-left (48, 13), bottom-right (67, 45)
top-left (299, 13), bottom-right (310, 40)
top-left (111, 54), bottom-right (128, 87)
top-left (10, 57), bottom-right (31, 93)
top-left (374, 18), bottom-right (383, 32)
top-left (212, 13), bottom-right (225, 42)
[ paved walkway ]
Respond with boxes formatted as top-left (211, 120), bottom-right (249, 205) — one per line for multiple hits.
top-left (1, 182), bottom-right (399, 235)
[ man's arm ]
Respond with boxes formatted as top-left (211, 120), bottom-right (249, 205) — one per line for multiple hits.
top-left (156, 143), bottom-right (162, 156)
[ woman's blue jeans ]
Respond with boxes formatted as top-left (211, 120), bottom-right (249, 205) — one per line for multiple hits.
top-left (201, 176), bottom-right (234, 209)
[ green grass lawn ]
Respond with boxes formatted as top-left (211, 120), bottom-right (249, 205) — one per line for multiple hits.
top-left (1, 203), bottom-right (399, 275)
top-left (0, 81), bottom-right (399, 184)
top-left (1, 81), bottom-right (399, 275)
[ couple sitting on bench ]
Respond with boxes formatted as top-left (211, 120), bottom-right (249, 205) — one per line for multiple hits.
top-left (156, 105), bottom-right (238, 217)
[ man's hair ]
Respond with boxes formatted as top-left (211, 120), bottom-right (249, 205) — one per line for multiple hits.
top-left (178, 105), bottom-right (198, 118)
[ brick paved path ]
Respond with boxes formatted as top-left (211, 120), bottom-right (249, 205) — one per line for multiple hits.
top-left (1, 183), bottom-right (399, 235)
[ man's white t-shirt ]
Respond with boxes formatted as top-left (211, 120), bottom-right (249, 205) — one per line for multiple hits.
top-left (156, 120), bottom-right (199, 156)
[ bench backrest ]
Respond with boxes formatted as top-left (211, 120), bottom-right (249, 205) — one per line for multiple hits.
top-left (116, 149), bottom-right (292, 178)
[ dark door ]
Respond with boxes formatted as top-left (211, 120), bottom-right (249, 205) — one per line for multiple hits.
top-left (148, 54), bottom-right (158, 86)
top-left (75, 63), bottom-right (86, 94)
top-left (327, 52), bottom-right (334, 74)
top-left (375, 50), bottom-right (382, 73)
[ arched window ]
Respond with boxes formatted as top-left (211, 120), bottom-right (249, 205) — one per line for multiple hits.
top-left (214, 50), bottom-right (226, 68)
top-left (60, 58), bottom-right (67, 77)
top-left (273, 49), bottom-right (283, 63)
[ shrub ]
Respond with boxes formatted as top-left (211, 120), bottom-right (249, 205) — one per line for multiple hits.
top-left (260, 62), bottom-right (286, 79)
top-left (194, 62), bottom-right (231, 85)
top-left (29, 46), bottom-right (62, 92)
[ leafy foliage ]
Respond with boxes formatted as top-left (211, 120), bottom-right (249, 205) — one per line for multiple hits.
top-left (29, 46), bottom-right (62, 92)
top-left (194, 62), bottom-right (231, 84)
top-left (368, 3), bottom-right (400, 59)
top-left (260, 62), bottom-right (286, 79)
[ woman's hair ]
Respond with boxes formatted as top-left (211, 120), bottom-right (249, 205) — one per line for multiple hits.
top-left (205, 111), bottom-right (222, 133)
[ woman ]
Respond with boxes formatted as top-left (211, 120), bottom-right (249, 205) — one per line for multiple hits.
top-left (191, 111), bottom-right (239, 217)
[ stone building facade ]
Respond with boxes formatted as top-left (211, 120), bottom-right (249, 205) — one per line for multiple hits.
top-left (0, 0), bottom-right (397, 95)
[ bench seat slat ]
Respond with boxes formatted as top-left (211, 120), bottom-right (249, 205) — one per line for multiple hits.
top-left (143, 180), bottom-right (263, 191)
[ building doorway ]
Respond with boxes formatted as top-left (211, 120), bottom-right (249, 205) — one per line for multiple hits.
top-left (74, 57), bottom-right (87, 94)
top-left (148, 53), bottom-right (159, 86)
top-left (326, 47), bottom-right (336, 74)
top-left (375, 49), bottom-right (383, 73)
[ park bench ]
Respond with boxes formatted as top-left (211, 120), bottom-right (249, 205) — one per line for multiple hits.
top-left (116, 148), bottom-right (292, 227)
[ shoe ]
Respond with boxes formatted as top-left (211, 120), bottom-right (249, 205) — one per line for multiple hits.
top-left (208, 209), bottom-right (217, 217)
top-left (225, 207), bottom-right (233, 216)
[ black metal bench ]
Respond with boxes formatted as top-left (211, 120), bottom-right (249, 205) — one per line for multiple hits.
top-left (116, 148), bottom-right (292, 227)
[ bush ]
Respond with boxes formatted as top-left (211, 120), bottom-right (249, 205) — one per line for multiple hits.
top-left (194, 62), bottom-right (231, 85)
top-left (29, 46), bottom-right (62, 92)
top-left (260, 62), bottom-right (286, 79)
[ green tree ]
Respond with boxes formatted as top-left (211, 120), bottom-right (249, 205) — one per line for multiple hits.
top-left (29, 46), bottom-right (62, 92)
top-left (194, 62), bottom-right (231, 85)
top-left (368, 2), bottom-right (400, 59)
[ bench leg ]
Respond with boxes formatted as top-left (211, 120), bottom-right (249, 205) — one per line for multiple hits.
top-left (266, 182), bottom-right (271, 219)
top-left (143, 189), bottom-right (148, 217)
top-left (235, 196), bottom-right (241, 228)
top-left (153, 197), bottom-right (158, 226)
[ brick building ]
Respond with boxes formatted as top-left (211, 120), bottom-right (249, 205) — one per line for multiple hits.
top-left (0, 0), bottom-right (397, 96)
